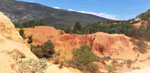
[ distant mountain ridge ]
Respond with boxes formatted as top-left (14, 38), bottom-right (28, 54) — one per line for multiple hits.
top-left (0, 0), bottom-right (110, 27)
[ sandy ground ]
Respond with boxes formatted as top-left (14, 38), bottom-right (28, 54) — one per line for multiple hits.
top-left (125, 67), bottom-right (150, 73)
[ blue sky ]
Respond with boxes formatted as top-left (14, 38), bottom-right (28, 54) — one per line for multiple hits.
top-left (19, 0), bottom-right (150, 20)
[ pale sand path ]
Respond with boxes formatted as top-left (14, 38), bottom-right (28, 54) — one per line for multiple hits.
top-left (125, 67), bottom-right (150, 73)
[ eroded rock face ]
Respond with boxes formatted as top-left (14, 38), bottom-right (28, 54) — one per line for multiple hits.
top-left (0, 12), bottom-right (37, 59)
top-left (0, 12), bottom-right (38, 73)
top-left (22, 26), bottom-right (135, 59)
top-left (0, 12), bottom-right (22, 40)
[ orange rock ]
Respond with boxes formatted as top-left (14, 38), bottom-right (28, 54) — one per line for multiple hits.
top-left (21, 26), bottom-right (135, 60)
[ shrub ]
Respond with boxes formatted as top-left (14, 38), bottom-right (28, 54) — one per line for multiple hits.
top-left (132, 39), bottom-right (148, 54)
top-left (136, 40), bottom-right (148, 54)
top-left (17, 58), bottom-right (48, 73)
top-left (72, 45), bottom-right (99, 65)
top-left (19, 28), bottom-right (26, 39)
top-left (31, 45), bottom-right (43, 58)
top-left (86, 63), bottom-right (99, 73)
top-left (42, 40), bottom-right (55, 58)
top-left (28, 35), bottom-right (33, 44)
top-left (31, 40), bottom-right (55, 58)
top-left (105, 64), bottom-right (116, 72)
top-left (69, 45), bottom-right (100, 73)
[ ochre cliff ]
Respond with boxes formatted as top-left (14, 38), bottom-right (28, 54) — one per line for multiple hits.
top-left (22, 26), bottom-right (136, 60)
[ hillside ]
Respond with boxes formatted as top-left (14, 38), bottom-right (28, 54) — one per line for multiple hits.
top-left (20, 25), bottom-right (150, 73)
top-left (136, 9), bottom-right (150, 21)
top-left (13, 9), bottom-right (150, 73)
top-left (132, 9), bottom-right (150, 28)
top-left (0, 0), bottom-right (110, 27)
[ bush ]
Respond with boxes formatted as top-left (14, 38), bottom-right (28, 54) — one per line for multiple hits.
top-left (19, 28), bottom-right (26, 39)
top-left (43, 40), bottom-right (55, 58)
top-left (135, 40), bottom-right (148, 54)
top-left (17, 58), bottom-right (48, 73)
top-left (68, 45), bottom-right (100, 73)
top-left (132, 39), bottom-right (148, 54)
top-left (31, 45), bottom-right (43, 58)
top-left (31, 40), bottom-right (55, 58)
top-left (105, 64), bottom-right (116, 72)
top-left (28, 35), bottom-right (33, 44)
top-left (86, 63), bottom-right (99, 73)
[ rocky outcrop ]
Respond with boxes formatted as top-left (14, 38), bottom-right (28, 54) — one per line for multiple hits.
top-left (0, 11), bottom-right (38, 73)
top-left (0, 12), bottom-right (37, 59)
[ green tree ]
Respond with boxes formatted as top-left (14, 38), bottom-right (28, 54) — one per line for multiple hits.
top-left (22, 20), bottom-right (46, 28)
top-left (63, 27), bottom-right (73, 33)
top-left (73, 22), bottom-right (82, 34)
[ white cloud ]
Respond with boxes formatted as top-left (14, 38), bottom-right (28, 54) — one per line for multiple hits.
top-left (67, 9), bottom-right (118, 20)
top-left (53, 7), bottom-right (60, 9)
top-left (78, 11), bottom-right (117, 20)
top-left (68, 9), bottom-right (75, 11)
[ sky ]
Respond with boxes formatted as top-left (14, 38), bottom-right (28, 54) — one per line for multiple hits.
top-left (19, 0), bottom-right (150, 20)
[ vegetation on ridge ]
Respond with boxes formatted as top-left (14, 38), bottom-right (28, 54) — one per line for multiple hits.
top-left (16, 20), bottom-right (46, 28)
top-left (139, 9), bottom-right (150, 20)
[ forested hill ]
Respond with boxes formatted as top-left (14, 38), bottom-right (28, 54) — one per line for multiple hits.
top-left (0, 0), bottom-right (110, 27)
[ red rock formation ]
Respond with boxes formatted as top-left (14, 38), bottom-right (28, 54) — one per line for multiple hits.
top-left (19, 26), bottom-right (150, 73)
top-left (21, 26), bottom-right (135, 60)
